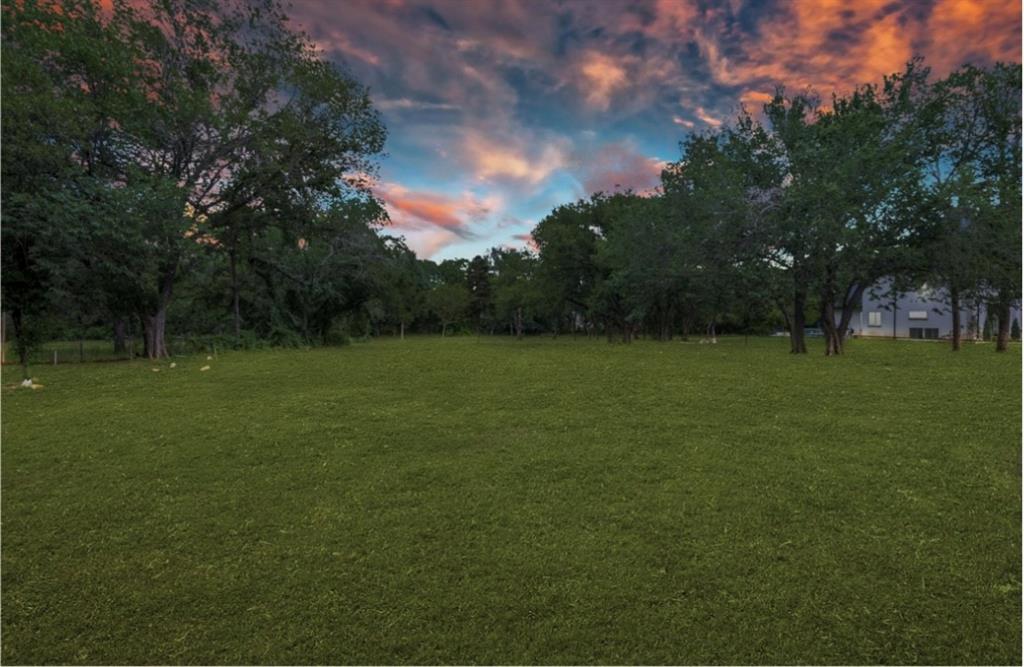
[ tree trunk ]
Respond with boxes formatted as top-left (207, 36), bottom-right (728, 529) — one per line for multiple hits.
top-left (400, 321), bottom-right (405, 340)
top-left (142, 268), bottom-right (176, 359)
top-left (950, 286), bottom-right (961, 352)
top-left (821, 300), bottom-right (841, 356)
top-left (230, 246), bottom-right (241, 343)
top-left (996, 299), bottom-right (1011, 352)
top-left (11, 307), bottom-right (30, 380)
top-left (834, 284), bottom-right (865, 353)
top-left (790, 287), bottom-right (807, 354)
top-left (515, 307), bottom-right (524, 339)
top-left (113, 318), bottom-right (127, 354)
top-left (892, 296), bottom-right (898, 340)
top-left (143, 308), bottom-right (169, 359)
top-left (706, 320), bottom-right (717, 344)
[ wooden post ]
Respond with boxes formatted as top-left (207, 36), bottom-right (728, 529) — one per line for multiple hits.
top-left (53, 349), bottom-right (58, 365)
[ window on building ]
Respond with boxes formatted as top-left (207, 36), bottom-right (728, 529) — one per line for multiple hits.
top-left (868, 311), bottom-right (882, 326)
top-left (908, 310), bottom-right (928, 320)
top-left (909, 327), bottom-right (923, 339)
top-left (924, 328), bottom-right (939, 339)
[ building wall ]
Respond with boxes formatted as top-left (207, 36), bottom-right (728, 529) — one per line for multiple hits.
top-left (849, 282), bottom-right (1020, 339)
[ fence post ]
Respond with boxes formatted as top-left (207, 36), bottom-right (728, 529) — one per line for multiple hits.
top-left (53, 349), bottom-right (58, 365)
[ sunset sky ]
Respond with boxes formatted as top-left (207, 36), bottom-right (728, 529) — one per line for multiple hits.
top-left (290, 0), bottom-right (1022, 260)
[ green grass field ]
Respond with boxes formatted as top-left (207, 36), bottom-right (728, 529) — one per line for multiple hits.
top-left (2, 337), bottom-right (1020, 664)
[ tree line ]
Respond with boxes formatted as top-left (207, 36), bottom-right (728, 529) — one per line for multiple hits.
top-left (2, 0), bottom-right (1020, 378)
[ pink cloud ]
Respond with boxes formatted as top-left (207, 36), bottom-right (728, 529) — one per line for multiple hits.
top-left (577, 51), bottom-right (629, 111)
top-left (460, 129), bottom-right (569, 185)
top-left (694, 106), bottom-right (722, 127)
top-left (375, 182), bottom-right (498, 238)
top-left (575, 141), bottom-right (666, 196)
top-left (403, 228), bottom-right (464, 258)
top-left (510, 232), bottom-right (539, 253)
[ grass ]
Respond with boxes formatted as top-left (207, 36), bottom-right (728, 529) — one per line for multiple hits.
top-left (1, 336), bottom-right (1020, 664)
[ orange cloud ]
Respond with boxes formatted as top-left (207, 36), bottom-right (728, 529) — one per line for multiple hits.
top-left (461, 130), bottom-right (567, 185)
top-left (578, 51), bottom-right (629, 111)
top-left (690, 0), bottom-right (1019, 100)
top-left (739, 90), bottom-right (773, 110)
top-left (694, 106), bottom-right (722, 127)
top-left (375, 182), bottom-right (497, 238)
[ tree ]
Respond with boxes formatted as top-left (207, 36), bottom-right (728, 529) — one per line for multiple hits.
top-left (428, 284), bottom-right (470, 337)
top-left (756, 62), bottom-right (931, 355)
top-left (490, 247), bottom-right (540, 338)
top-left (663, 124), bottom-right (780, 343)
top-left (376, 237), bottom-right (429, 339)
top-left (2, 0), bottom-right (387, 358)
top-left (248, 199), bottom-right (386, 344)
top-left (465, 255), bottom-right (493, 333)
top-left (968, 63), bottom-right (1021, 352)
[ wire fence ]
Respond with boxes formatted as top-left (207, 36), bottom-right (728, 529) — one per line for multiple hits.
top-left (1, 336), bottom-right (230, 366)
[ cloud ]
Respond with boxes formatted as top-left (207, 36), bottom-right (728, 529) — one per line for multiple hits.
top-left (685, 0), bottom-right (1019, 100)
top-left (313, 35), bottom-right (380, 66)
top-left (574, 141), bottom-right (667, 196)
top-left (401, 228), bottom-right (464, 258)
top-left (694, 106), bottom-right (722, 127)
top-left (510, 232), bottom-right (539, 252)
top-left (286, 0), bottom-right (1020, 259)
top-left (460, 129), bottom-right (569, 186)
top-left (375, 98), bottom-right (460, 112)
top-left (577, 51), bottom-right (629, 111)
top-left (739, 90), bottom-right (774, 112)
top-left (375, 182), bottom-right (498, 239)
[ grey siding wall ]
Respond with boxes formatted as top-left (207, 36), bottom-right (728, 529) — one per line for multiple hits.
top-left (848, 281), bottom-right (1020, 339)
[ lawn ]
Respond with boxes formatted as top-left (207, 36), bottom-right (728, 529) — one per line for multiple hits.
top-left (1, 336), bottom-right (1020, 664)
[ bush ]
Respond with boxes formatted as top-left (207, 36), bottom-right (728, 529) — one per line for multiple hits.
top-left (268, 325), bottom-right (304, 349)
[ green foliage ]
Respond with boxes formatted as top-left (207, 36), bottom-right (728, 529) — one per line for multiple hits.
top-left (1, 0), bottom-right (387, 359)
top-left (427, 283), bottom-right (471, 336)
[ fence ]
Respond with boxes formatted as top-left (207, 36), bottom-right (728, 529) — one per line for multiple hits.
top-left (1, 336), bottom-right (230, 366)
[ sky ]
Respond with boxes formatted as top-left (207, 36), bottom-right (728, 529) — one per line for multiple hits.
top-left (289, 0), bottom-right (1022, 261)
